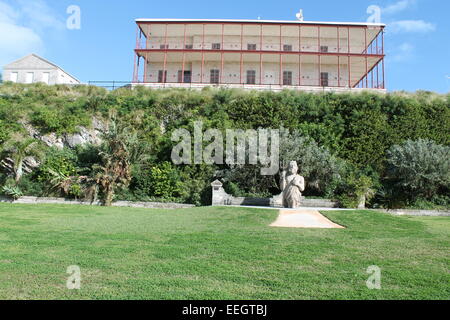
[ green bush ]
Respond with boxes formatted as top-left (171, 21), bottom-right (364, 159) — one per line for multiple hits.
top-left (280, 129), bottom-right (345, 197)
top-left (143, 162), bottom-right (187, 199)
top-left (1, 184), bottom-right (23, 200)
top-left (336, 174), bottom-right (376, 209)
top-left (386, 139), bottom-right (450, 199)
top-left (37, 148), bottom-right (78, 191)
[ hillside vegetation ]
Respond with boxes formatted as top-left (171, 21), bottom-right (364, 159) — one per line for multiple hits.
top-left (0, 82), bottom-right (449, 208)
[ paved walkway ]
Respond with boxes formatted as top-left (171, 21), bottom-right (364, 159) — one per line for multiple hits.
top-left (270, 209), bottom-right (345, 229)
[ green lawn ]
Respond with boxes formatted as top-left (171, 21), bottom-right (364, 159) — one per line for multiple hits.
top-left (0, 203), bottom-right (448, 300)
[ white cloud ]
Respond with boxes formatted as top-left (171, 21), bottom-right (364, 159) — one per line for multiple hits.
top-left (391, 42), bottom-right (414, 62)
top-left (0, 0), bottom-right (64, 68)
top-left (17, 0), bottom-right (65, 31)
top-left (389, 20), bottom-right (436, 33)
top-left (382, 0), bottom-right (416, 15)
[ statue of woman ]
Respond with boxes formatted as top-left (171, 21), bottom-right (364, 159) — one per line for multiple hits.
top-left (280, 161), bottom-right (305, 208)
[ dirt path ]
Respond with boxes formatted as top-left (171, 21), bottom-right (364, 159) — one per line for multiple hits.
top-left (270, 209), bottom-right (345, 229)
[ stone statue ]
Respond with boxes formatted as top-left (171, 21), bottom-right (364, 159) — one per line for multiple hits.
top-left (280, 161), bottom-right (305, 208)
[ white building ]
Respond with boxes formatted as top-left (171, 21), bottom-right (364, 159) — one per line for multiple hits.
top-left (133, 19), bottom-right (386, 92)
top-left (2, 54), bottom-right (80, 85)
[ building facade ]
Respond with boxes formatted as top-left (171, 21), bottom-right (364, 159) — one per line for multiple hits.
top-left (3, 54), bottom-right (80, 85)
top-left (133, 19), bottom-right (385, 92)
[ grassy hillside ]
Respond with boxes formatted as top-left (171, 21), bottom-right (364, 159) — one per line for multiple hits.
top-left (0, 82), bottom-right (449, 208)
top-left (0, 203), bottom-right (448, 299)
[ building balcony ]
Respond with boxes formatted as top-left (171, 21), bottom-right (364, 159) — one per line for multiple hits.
top-left (133, 19), bottom-right (386, 91)
top-left (136, 41), bottom-right (384, 56)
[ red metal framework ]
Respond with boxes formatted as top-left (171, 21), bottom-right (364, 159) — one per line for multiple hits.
top-left (133, 20), bottom-right (386, 90)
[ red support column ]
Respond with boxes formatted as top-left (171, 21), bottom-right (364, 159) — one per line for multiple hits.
top-left (221, 24), bottom-right (224, 84)
top-left (221, 52), bottom-right (224, 84)
top-left (164, 23), bottom-right (168, 48)
top-left (365, 27), bottom-right (368, 88)
top-left (318, 26), bottom-right (320, 52)
top-left (260, 53), bottom-right (263, 85)
top-left (260, 24), bottom-right (263, 85)
top-left (240, 53), bottom-right (243, 85)
top-left (240, 24), bottom-right (243, 85)
top-left (371, 67), bottom-right (374, 88)
top-left (135, 24), bottom-right (139, 49)
top-left (146, 24), bottom-right (151, 49)
top-left (318, 26), bottom-right (321, 86)
top-left (144, 52), bottom-right (148, 83)
top-left (181, 24), bottom-right (187, 83)
top-left (201, 24), bottom-right (205, 83)
top-left (337, 27), bottom-right (340, 87)
top-left (279, 25), bottom-right (282, 86)
top-left (299, 25), bottom-right (301, 86)
top-left (222, 23), bottom-right (225, 49)
top-left (137, 56), bottom-right (140, 83)
top-left (280, 54), bottom-right (283, 86)
top-left (318, 55), bottom-right (321, 87)
top-left (347, 27), bottom-right (350, 53)
top-left (376, 32), bottom-right (378, 54)
top-left (348, 55), bottom-right (351, 88)
top-left (382, 29), bottom-right (385, 89)
top-left (162, 24), bottom-right (168, 84)
top-left (163, 52), bottom-right (167, 84)
top-left (376, 61), bottom-right (379, 88)
top-left (337, 26), bottom-right (340, 53)
top-left (338, 56), bottom-right (340, 87)
top-left (241, 24), bottom-right (243, 50)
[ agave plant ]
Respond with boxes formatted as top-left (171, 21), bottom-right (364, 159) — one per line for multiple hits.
top-left (2, 184), bottom-right (23, 200)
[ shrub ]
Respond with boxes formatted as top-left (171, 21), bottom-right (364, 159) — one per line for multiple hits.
top-left (141, 162), bottom-right (187, 201)
top-left (1, 184), bottom-right (23, 200)
top-left (336, 174), bottom-right (376, 208)
top-left (37, 148), bottom-right (78, 191)
top-left (386, 139), bottom-right (450, 199)
top-left (280, 129), bottom-right (345, 197)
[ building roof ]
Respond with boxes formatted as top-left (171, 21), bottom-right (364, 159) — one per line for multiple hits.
top-left (3, 53), bottom-right (80, 83)
top-left (135, 18), bottom-right (386, 27)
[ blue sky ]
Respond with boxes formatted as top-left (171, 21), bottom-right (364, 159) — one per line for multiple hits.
top-left (0, 0), bottom-right (448, 93)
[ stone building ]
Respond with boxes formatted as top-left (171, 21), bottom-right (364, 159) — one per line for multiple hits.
top-left (3, 54), bottom-right (80, 85)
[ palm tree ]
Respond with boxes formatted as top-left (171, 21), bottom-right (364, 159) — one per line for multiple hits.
top-left (1, 135), bottom-right (43, 184)
top-left (92, 118), bottom-right (146, 206)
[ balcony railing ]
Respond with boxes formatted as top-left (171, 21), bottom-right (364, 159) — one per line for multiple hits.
top-left (136, 40), bottom-right (384, 55)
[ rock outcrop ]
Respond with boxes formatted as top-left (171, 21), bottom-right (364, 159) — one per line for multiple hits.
top-left (20, 117), bottom-right (105, 149)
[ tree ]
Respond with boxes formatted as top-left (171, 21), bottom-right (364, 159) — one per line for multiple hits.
top-left (91, 116), bottom-right (149, 206)
top-left (279, 128), bottom-right (345, 196)
top-left (1, 134), bottom-right (43, 184)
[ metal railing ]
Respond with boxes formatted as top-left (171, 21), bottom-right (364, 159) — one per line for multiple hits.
top-left (87, 81), bottom-right (132, 90)
top-left (136, 41), bottom-right (384, 55)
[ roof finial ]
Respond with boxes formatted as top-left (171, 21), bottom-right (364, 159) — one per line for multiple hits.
top-left (296, 9), bottom-right (304, 21)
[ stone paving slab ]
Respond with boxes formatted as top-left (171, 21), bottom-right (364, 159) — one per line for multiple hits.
top-left (270, 209), bottom-right (345, 229)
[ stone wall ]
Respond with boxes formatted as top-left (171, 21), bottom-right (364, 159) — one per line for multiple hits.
top-left (210, 180), bottom-right (339, 208)
top-left (0, 196), bottom-right (195, 209)
top-left (378, 209), bottom-right (450, 217)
